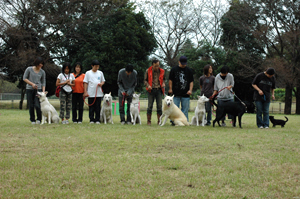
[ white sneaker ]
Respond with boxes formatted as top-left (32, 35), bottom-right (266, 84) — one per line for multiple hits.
top-left (127, 122), bottom-right (132, 125)
top-left (65, 120), bottom-right (69, 124)
top-left (90, 121), bottom-right (94, 124)
top-left (62, 120), bottom-right (66, 124)
top-left (73, 121), bottom-right (77, 124)
top-left (96, 121), bottom-right (100, 124)
top-left (259, 126), bottom-right (263, 129)
top-left (78, 121), bottom-right (82, 124)
top-left (36, 120), bottom-right (41, 125)
top-left (121, 121), bottom-right (125, 125)
top-left (264, 126), bottom-right (269, 129)
top-left (31, 121), bottom-right (36, 125)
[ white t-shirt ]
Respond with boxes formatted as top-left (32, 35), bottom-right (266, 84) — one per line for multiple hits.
top-left (57, 73), bottom-right (75, 93)
top-left (83, 70), bottom-right (105, 98)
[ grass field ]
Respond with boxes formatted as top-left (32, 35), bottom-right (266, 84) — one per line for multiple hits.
top-left (0, 109), bottom-right (299, 198)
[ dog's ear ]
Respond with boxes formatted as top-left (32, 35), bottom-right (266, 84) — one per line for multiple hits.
top-left (137, 93), bottom-right (141, 97)
top-left (197, 95), bottom-right (200, 99)
top-left (171, 95), bottom-right (174, 98)
top-left (109, 92), bottom-right (111, 95)
top-left (44, 91), bottom-right (48, 95)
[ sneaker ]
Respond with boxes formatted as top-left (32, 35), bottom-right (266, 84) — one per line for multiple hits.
top-left (73, 121), bottom-right (77, 124)
top-left (31, 121), bottom-right (36, 125)
top-left (259, 126), bottom-right (264, 129)
top-left (90, 121), bottom-right (94, 124)
top-left (65, 120), bottom-right (69, 124)
top-left (127, 122), bottom-right (132, 125)
top-left (264, 126), bottom-right (269, 129)
top-left (121, 121), bottom-right (125, 125)
top-left (36, 120), bottom-right (41, 125)
top-left (96, 121), bottom-right (100, 124)
top-left (222, 122), bottom-right (226, 127)
top-left (78, 121), bottom-right (82, 124)
top-left (62, 120), bottom-right (66, 124)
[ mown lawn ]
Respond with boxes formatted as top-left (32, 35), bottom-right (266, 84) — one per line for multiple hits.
top-left (0, 109), bottom-right (299, 198)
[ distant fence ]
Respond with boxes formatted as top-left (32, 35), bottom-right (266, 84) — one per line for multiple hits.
top-left (0, 93), bottom-right (296, 114)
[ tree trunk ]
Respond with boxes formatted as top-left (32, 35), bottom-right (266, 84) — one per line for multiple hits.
top-left (19, 88), bottom-right (26, 110)
top-left (284, 84), bottom-right (292, 115)
top-left (295, 87), bottom-right (300, 114)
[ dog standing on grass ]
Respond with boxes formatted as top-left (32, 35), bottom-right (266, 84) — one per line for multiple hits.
top-left (190, 95), bottom-right (209, 126)
top-left (159, 95), bottom-right (189, 126)
top-left (130, 93), bottom-right (141, 125)
top-left (269, 116), bottom-right (288, 127)
top-left (100, 92), bottom-right (114, 124)
top-left (37, 91), bottom-right (60, 124)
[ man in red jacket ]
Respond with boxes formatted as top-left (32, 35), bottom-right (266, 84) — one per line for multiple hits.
top-left (144, 60), bottom-right (165, 125)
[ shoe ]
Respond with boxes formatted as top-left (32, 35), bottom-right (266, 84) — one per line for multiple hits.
top-left (31, 121), bottom-right (36, 125)
top-left (65, 120), bottom-right (69, 124)
top-left (206, 123), bottom-right (211, 126)
top-left (36, 120), bottom-right (41, 125)
top-left (62, 120), bottom-right (66, 124)
top-left (170, 121), bottom-right (175, 126)
top-left (222, 122), bottom-right (226, 127)
top-left (264, 126), bottom-right (269, 129)
top-left (127, 122), bottom-right (132, 125)
top-left (259, 126), bottom-right (263, 129)
top-left (78, 121), bottom-right (82, 124)
top-left (90, 121), bottom-right (94, 124)
top-left (121, 121), bottom-right (125, 125)
top-left (96, 121), bottom-right (100, 124)
top-left (73, 121), bottom-right (77, 124)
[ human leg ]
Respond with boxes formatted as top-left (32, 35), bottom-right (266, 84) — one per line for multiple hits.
top-left (95, 97), bottom-right (102, 123)
top-left (126, 96), bottom-right (132, 123)
top-left (88, 97), bottom-right (96, 122)
top-left (72, 93), bottom-right (78, 122)
top-left (59, 91), bottom-right (67, 120)
top-left (181, 97), bottom-right (190, 121)
top-left (156, 90), bottom-right (163, 124)
top-left (119, 96), bottom-right (125, 122)
top-left (78, 93), bottom-right (84, 122)
top-left (255, 101), bottom-right (264, 128)
top-left (26, 89), bottom-right (36, 122)
top-left (147, 92), bottom-right (155, 125)
top-left (262, 101), bottom-right (270, 128)
top-left (65, 93), bottom-right (72, 120)
top-left (205, 101), bottom-right (212, 125)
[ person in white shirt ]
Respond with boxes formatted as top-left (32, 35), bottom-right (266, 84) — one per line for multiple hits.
top-left (56, 62), bottom-right (75, 124)
top-left (83, 60), bottom-right (105, 124)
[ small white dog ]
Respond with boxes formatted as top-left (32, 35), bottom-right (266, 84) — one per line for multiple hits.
top-left (37, 91), bottom-right (60, 124)
top-left (190, 95), bottom-right (209, 126)
top-left (159, 95), bottom-right (189, 126)
top-left (130, 93), bottom-right (141, 125)
top-left (100, 92), bottom-right (114, 124)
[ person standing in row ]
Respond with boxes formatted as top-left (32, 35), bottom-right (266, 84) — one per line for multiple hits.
top-left (83, 60), bottom-right (105, 124)
top-left (252, 68), bottom-right (276, 129)
top-left (117, 64), bottom-right (137, 125)
top-left (56, 62), bottom-right (75, 124)
top-left (213, 65), bottom-right (234, 126)
top-left (23, 57), bottom-right (46, 124)
top-left (199, 64), bottom-right (215, 126)
top-left (168, 56), bottom-right (194, 121)
top-left (144, 59), bottom-right (165, 125)
top-left (72, 62), bottom-right (85, 124)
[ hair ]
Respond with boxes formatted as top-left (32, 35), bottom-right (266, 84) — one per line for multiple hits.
top-left (220, 65), bottom-right (229, 74)
top-left (266, 67), bottom-right (275, 75)
top-left (62, 62), bottom-right (71, 73)
top-left (73, 62), bottom-right (82, 74)
top-left (152, 59), bottom-right (159, 65)
top-left (125, 64), bottom-right (134, 72)
top-left (34, 57), bottom-right (44, 66)
top-left (91, 60), bottom-right (100, 66)
top-left (203, 64), bottom-right (212, 76)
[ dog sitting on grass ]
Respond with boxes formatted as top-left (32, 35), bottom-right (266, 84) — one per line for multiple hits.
top-left (37, 91), bottom-right (60, 124)
top-left (130, 93), bottom-right (141, 125)
top-left (269, 116), bottom-right (288, 127)
top-left (190, 95), bottom-right (209, 126)
top-left (100, 92), bottom-right (114, 124)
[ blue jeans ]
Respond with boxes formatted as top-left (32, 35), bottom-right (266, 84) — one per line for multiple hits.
top-left (205, 101), bottom-right (212, 125)
top-left (173, 96), bottom-right (190, 121)
top-left (255, 100), bottom-right (270, 127)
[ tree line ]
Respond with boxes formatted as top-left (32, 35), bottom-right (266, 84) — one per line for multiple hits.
top-left (0, 0), bottom-right (299, 114)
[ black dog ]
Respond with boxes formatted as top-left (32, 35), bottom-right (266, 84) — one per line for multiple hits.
top-left (269, 116), bottom-right (288, 127)
top-left (211, 97), bottom-right (255, 128)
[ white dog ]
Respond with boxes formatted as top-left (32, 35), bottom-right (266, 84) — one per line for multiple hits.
top-left (100, 92), bottom-right (114, 124)
top-left (130, 93), bottom-right (141, 125)
top-left (190, 95), bottom-right (209, 126)
top-left (37, 91), bottom-right (60, 124)
top-left (159, 95), bottom-right (189, 126)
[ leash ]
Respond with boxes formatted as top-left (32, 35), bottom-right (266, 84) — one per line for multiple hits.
top-left (122, 93), bottom-right (126, 106)
top-left (230, 90), bottom-right (247, 107)
top-left (209, 86), bottom-right (229, 110)
top-left (83, 85), bottom-right (103, 106)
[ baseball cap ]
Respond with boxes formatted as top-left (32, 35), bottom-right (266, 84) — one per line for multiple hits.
top-left (179, 56), bottom-right (187, 65)
top-left (266, 67), bottom-right (275, 75)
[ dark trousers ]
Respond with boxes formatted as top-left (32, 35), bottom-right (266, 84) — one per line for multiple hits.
top-left (88, 97), bottom-right (102, 122)
top-left (119, 95), bottom-right (132, 122)
top-left (72, 93), bottom-right (84, 122)
top-left (147, 89), bottom-right (163, 115)
top-left (26, 89), bottom-right (42, 122)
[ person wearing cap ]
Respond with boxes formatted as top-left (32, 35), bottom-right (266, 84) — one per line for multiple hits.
top-left (168, 56), bottom-right (194, 121)
top-left (144, 59), bottom-right (165, 125)
top-left (252, 68), bottom-right (276, 129)
top-left (212, 65), bottom-right (235, 126)
top-left (83, 60), bottom-right (105, 124)
top-left (117, 64), bottom-right (138, 125)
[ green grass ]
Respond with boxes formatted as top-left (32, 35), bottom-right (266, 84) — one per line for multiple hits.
top-left (0, 109), bottom-right (299, 198)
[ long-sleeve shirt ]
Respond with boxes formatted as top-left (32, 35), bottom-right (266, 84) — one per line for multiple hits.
top-left (23, 66), bottom-right (46, 90)
top-left (117, 68), bottom-right (137, 97)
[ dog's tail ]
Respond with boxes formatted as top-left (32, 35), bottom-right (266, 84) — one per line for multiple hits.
top-left (285, 116), bottom-right (288, 122)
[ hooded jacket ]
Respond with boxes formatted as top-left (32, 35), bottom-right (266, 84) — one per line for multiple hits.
top-left (214, 73), bottom-right (234, 100)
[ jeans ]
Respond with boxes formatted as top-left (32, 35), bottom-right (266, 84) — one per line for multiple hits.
top-left (217, 99), bottom-right (234, 121)
top-left (72, 93), bottom-right (84, 122)
top-left (205, 101), bottom-right (212, 125)
top-left (88, 97), bottom-right (102, 122)
top-left (119, 95), bottom-right (132, 122)
top-left (173, 96), bottom-right (190, 121)
top-left (147, 89), bottom-right (163, 115)
top-left (255, 100), bottom-right (270, 127)
top-left (26, 89), bottom-right (42, 122)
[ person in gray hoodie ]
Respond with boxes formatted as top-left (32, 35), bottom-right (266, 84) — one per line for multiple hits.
top-left (117, 64), bottom-right (137, 125)
top-left (212, 66), bottom-right (234, 126)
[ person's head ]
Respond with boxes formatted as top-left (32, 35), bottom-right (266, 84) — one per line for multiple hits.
top-left (34, 57), bottom-right (44, 68)
top-left (74, 62), bottom-right (82, 74)
top-left (62, 62), bottom-right (71, 74)
top-left (203, 64), bottom-right (213, 76)
top-left (220, 65), bottom-right (229, 80)
top-left (125, 64), bottom-right (133, 75)
top-left (265, 67), bottom-right (275, 78)
top-left (179, 56), bottom-right (187, 68)
top-left (152, 59), bottom-right (160, 71)
top-left (91, 60), bottom-right (100, 72)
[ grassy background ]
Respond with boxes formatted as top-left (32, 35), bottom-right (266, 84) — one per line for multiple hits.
top-left (0, 109), bottom-right (299, 198)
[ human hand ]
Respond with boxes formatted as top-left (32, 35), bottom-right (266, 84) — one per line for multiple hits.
top-left (168, 89), bottom-right (173, 95)
top-left (272, 95), bottom-right (275, 100)
top-left (32, 83), bottom-right (38, 89)
top-left (258, 90), bottom-right (264, 95)
top-left (187, 90), bottom-right (192, 95)
top-left (148, 85), bottom-right (152, 91)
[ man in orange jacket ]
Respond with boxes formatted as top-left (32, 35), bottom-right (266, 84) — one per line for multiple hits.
top-left (144, 59), bottom-right (165, 125)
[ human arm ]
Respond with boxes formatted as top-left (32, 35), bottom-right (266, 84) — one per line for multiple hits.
top-left (144, 69), bottom-right (151, 90)
top-left (168, 80), bottom-right (173, 94)
top-left (187, 81), bottom-right (193, 95)
top-left (252, 84), bottom-right (264, 95)
top-left (83, 82), bottom-right (88, 98)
